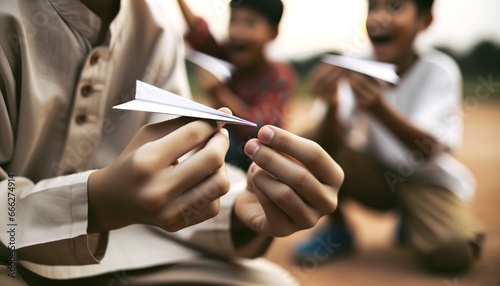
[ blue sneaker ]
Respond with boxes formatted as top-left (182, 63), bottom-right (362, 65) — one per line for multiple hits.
top-left (294, 224), bottom-right (354, 263)
top-left (395, 215), bottom-right (407, 246)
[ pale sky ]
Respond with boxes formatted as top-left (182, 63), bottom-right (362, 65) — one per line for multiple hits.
top-left (175, 0), bottom-right (500, 60)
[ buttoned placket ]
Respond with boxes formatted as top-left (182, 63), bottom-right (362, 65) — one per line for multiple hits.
top-left (53, 0), bottom-right (128, 176)
top-left (58, 48), bottom-right (112, 175)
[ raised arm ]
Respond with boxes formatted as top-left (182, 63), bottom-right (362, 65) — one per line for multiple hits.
top-left (177, 0), bottom-right (226, 58)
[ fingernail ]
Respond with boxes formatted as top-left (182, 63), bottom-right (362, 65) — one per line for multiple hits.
top-left (221, 128), bottom-right (229, 137)
top-left (259, 126), bottom-right (275, 145)
top-left (245, 140), bottom-right (261, 158)
top-left (218, 107), bottom-right (233, 116)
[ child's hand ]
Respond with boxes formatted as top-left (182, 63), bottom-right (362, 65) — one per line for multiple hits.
top-left (309, 63), bottom-right (344, 108)
top-left (348, 71), bottom-right (384, 110)
top-left (234, 126), bottom-right (343, 237)
top-left (196, 67), bottom-right (224, 94)
top-left (87, 112), bottom-right (231, 233)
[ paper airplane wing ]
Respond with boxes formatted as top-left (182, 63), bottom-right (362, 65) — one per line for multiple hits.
top-left (322, 55), bottom-right (399, 84)
top-left (113, 81), bottom-right (256, 127)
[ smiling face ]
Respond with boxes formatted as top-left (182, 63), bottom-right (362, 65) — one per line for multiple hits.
top-left (228, 7), bottom-right (277, 69)
top-left (367, 0), bottom-right (432, 66)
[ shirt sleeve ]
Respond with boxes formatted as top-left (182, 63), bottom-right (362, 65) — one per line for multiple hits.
top-left (408, 61), bottom-right (463, 151)
top-left (0, 172), bottom-right (108, 266)
top-left (184, 18), bottom-right (226, 60)
top-left (0, 47), bottom-right (108, 266)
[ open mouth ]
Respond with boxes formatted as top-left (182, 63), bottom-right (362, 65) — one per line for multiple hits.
top-left (230, 41), bottom-right (251, 53)
top-left (369, 34), bottom-right (394, 44)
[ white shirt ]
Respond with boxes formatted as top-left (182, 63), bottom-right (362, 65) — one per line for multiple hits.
top-left (334, 50), bottom-right (475, 202)
top-left (0, 0), bottom-right (244, 279)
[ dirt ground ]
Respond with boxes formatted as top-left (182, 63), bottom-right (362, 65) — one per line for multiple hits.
top-left (265, 101), bottom-right (500, 286)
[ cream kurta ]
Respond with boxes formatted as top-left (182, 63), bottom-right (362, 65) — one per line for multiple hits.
top-left (0, 0), bottom-right (243, 279)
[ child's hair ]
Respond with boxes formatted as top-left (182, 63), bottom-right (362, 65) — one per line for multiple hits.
top-left (230, 0), bottom-right (284, 27)
top-left (413, 0), bottom-right (434, 14)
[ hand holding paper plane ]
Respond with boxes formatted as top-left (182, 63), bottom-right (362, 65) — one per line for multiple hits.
top-left (113, 81), bottom-right (256, 127)
top-left (322, 55), bottom-right (399, 84)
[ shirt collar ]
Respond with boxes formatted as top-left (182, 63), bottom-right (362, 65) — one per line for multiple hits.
top-left (48, 0), bottom-right (102, 46)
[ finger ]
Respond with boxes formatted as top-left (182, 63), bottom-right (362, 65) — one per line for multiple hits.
top-left (184, 112), bottom-right (233, 161)
top-left (143, 117), bottom-right (226, 168)
top-left (121, 116), bottom-right (197, 156)
top-left (350, 83), bottom-right (370, 106)
top-left (144, 129), bottom-right (230, 201)
top-left (133, 108), bottom-right (231, 151)
top-left (310, 64), bottom-right (338, 94)
top-left (246, 163), bottom-right (260, 193)
top-left (310, 65), bottom-right (343, 97)
top-left (349, 72), bottom-right (379, 99)
top-left (158, 167), bottom-right (229, 227)
top-left (253, 168), bottom-right (321, 229)
top-left (246, 126), bottom-right (344, 188)
top-left (251, 182), bottom-right (297, 237)
top-left (322, 68), bottom-right (344, 97)
top-left (218, 107), bottom-right (232, 116)
top-left (309, 64), bottom-right (332, 94)
top-left (246, 139), bottom-right (338, 213)
top-left (349, 71), bottom-right (378, 85)
top-left (182, 108), bottom-right (233, 156)
top-left (161, 200), bottom-right (221, 232)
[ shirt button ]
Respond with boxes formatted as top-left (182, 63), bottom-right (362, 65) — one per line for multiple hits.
top-left (75, 114), bottom-right (88, 125)
top-left (81, 85), bottom-right (93, 97)
top-left (90, 53), bottom-right (100, 65)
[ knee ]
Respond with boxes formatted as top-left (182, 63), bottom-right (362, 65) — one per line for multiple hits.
top-left (419, 238), bottom-right (479, 273)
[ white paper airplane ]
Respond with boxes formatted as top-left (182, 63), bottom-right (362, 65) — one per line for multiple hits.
top-left (322, 55), bottom-right (399, 84)
top-left (186, 49), bottom-right (234, 82)
top-left (113, 81), bottom-right (256, 127)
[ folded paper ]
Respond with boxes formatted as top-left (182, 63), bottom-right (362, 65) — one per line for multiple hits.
top-left (322, 55), bottom-right (400, 84)
top-left (113, 81), bottom-right (257, 127)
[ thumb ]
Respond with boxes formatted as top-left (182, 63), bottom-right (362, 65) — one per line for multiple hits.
top-left (218, 107), bottom-right (233, 115)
